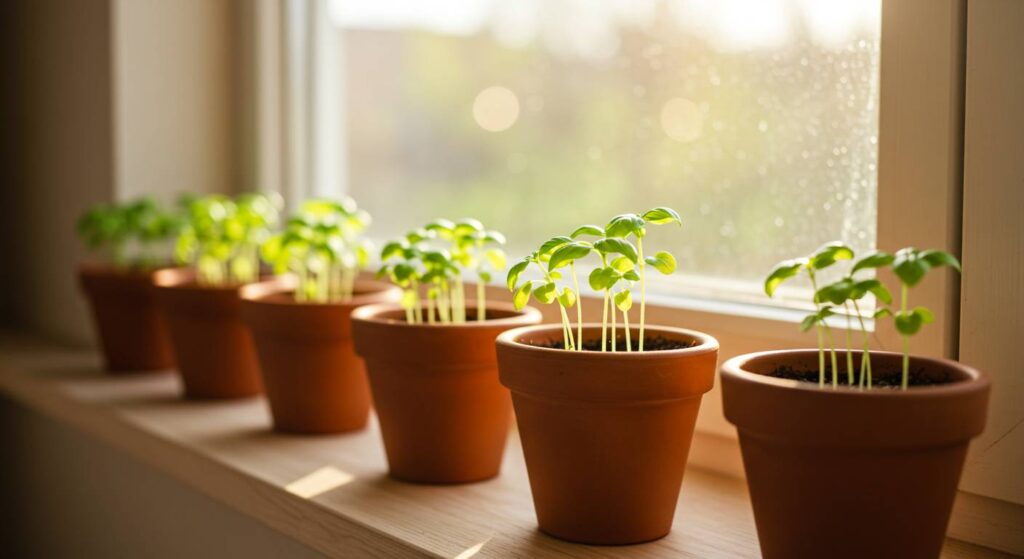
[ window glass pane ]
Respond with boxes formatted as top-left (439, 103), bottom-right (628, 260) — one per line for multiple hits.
top-left (326, 0), bottom-right (881, 308)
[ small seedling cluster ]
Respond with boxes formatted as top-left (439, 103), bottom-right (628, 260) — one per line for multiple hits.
top-left (766, 243), bottom-right (961, 389)
top-left (175, 193), bottom-right (283, 286)
top-left (378, 219), bottom-right (507, 324)
top-left (507, 207), bottom-right (681, 352)
top-left (76, 197), bottom-right (181, 267)
top-left (261, 198), bottom-right (373, 303)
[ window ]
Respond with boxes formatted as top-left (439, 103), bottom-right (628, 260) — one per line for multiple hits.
top-left (307, 0), bottom-right (882, 310)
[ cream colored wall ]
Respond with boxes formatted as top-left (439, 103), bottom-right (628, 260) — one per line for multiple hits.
top-left (0, 0), bottom-right (116, 343)
top-left (957, 0), bottom-right (1024, 507)
top-left (112, 0), bottom-right (238, 204)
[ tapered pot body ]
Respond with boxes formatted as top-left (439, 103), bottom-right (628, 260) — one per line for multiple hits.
top-left (153, 269), bottom-right (276, 399)
top-left (78, 264), bottom-right (176, 372)
top-left (240, 280), bottom-right (401, 434)
top-left (497, 324), bottom-right (719, 545)
top-left (352, 303), bottom-right (542, 484)
top-left (720, 350), bottom-right (990, 559)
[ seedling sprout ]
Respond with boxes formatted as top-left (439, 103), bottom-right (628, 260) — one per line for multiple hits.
top-left (76, 197), bottom-right (181, 268)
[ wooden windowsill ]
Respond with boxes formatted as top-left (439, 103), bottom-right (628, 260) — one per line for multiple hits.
top-left (0, 332), bottom-right (1008, 558)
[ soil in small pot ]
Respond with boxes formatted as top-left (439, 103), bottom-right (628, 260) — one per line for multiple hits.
top-left (769, 365), bottom-right (956, 387)
top-left (78, 263), bottom-right (176, 372)
top-left (240, 280), bottom-right (400, 434)
top-left (535, 335), bottom-right (694, 352)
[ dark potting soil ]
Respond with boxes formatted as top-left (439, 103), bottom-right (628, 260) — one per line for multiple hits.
top-left (534, 335), bottom-right (694, 352)
top-left (770, 365), bottom-right (955, 388)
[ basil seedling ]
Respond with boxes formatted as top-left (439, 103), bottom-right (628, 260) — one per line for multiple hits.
top-left (379, 218), bottom-right (507, 324)
top-left (889, 247), bottom-right (960, 389)
top-left (507, 207), bottom-right (681, 352)
top-left (175, 193), bottom-right (282, 286)
top-left (261, 198), bottom-right (372, 303)
top-left (765, 241), bottom-right (854, 387)
top-left (76, 197), bottom-right (181, 268)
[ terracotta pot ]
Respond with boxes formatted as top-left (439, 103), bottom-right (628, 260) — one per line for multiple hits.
top-left (496, 324), bottom-right (719, 545)
top-left (720, 350), bottom-right (990, 559)
top-left (351, 303), bottom-right (542, 484)
top-left (77, 263), bottom-right (175, 373)
top-left (240, 280), bottom-right (401, 434)
top-left (153, 269), bottom-right (279, 399)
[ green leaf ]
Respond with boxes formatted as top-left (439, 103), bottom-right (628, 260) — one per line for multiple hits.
top-left (381, 240), bottom-right (406, 261)
top-left (893, 247), bottom-right (929, 287)
top-left (610, 256), bottom-right (634, 272)
top-left (513, 281), bottom-right (533, 310)
top-left (809, 241), bottom-right (855, 270)
top-left (873, 307), bottom-right (893, 320)
top-left (454, 218), bottom-right (484, 236)
top-left (483, 230), bottom-right (506, 245)
top-left (851, 250), bottom-right (894, 275)
top-left (506, 260), bottom-right (529, 291)
top-left (644, 251), bottom-right (677, 274)
top-left (604, 214), bottom-right (646, 238)
top-left (851, 279), bottom-right (892, 304)
top-left (921, 250), bottom-right (962, 273)
top-left (533, 282), bottom-right (557, 304)
top-left (641, 206), bottom-right (682, 225)
top-left (588, 267), bottom-right (620, 290)
top-left (593, 237), bottom-right (638, 262)
top-left (815, 278), bottom-right (854, 305)
top-left (894, 310), bottom-right (924, 336)
top-left (548, 242), bottom-right (592, 271)
top-left (623, 270), bottom-right (640, 281)
top-left (570, 224), bottom-right (605, 238)
top-left (764, 258), bottom-right (807, 297)
top-left (484, 248), bottom-right (507, 270)
top-left (479, 270), bottom-right (492, 282)
top-left (558, 287), bottom-right (577, 308)
top-left (538, 236), bottom-right (572, 259)
top-left (915, 306), bottom-right (935, 324)
top-left (614, 290), bottom-right (633, 312)
top-left (799, 313), bottom-right (819, 332)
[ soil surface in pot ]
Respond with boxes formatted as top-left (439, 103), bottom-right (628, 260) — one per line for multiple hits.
top-left (535, 335), bottom-right (694, 351)
top-left (770, 365), bottom-right (956, 387)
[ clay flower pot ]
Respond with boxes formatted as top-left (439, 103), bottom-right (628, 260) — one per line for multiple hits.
top-left (720, 350), bottom-right (991, 559)
top-left (240, 280), bottom-right (401, 434)
top-left (77, 263), bottom-right (175, 373)
top-left (153, 268), bottom-right (280, 399)
top-left (496, 324), bottom-right (719, 545)
top-left (351, 303), bottom-right (542, 484)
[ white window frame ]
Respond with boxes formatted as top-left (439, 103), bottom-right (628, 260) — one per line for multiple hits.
top-left (244, 1), bottom-right (1024, 551)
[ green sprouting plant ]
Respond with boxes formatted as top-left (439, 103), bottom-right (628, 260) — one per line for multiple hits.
top-left (76, 197), bottom-right (181, 267)
top-left (506, 207), bottom-right (680, 352)
top-left (765, 242), bottom-right (854, 387)
top-left (889, 247), bottom-right (961, 389)
top-left (175, 193), bottom-right (282, 286)
top-left (815, 251), bottom-right (894, 388)
top-left (768, 243), bottom-right (961, 391)
top-left (378, 218), bottom-right (507, 324)
top-left (260, 198), bottom-right (372, 303)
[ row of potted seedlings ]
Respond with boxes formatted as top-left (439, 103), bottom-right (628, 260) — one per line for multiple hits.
top-left (77, 194), bottom-right (989, 557)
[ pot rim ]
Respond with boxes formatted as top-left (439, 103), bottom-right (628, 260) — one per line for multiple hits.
top-left (152, 267), bottom-right (271, 293)
top-left (351, 301), bottom-right (542, 328)
top-left (721, 349), bottom-right (989, 398)
top-left (496, 323), bottom-right (719, 360)
top-left (239, 277), bottom-right (400, 308)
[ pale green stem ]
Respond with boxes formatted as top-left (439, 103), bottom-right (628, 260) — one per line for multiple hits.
top-left (623, 305), bottom-right (632, 352)
top-left (901, 283), bottom-right (910, 390)
top-left (412, 280), bottom-right (423, 324)
top-left (601, 290), bottom-right (609, 352)
top-left (824, 325), bottom-right (839, 388)
top-left (611, 298), bottom-right (617, 352)
top-left (427, 295), bottom-right (436, 324)
top-left (852, 299), bottom-right (872, 389)
top-left (476, 280), bottom-right (486, 322)
top-left (558, 304), bottom-right (575, 350)
top-left (638, 238), bottom-right (646, 352)
top-left (844, 303), bottom-right (854, 385)
top-left (570, 263), bottom-right (583, 351)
